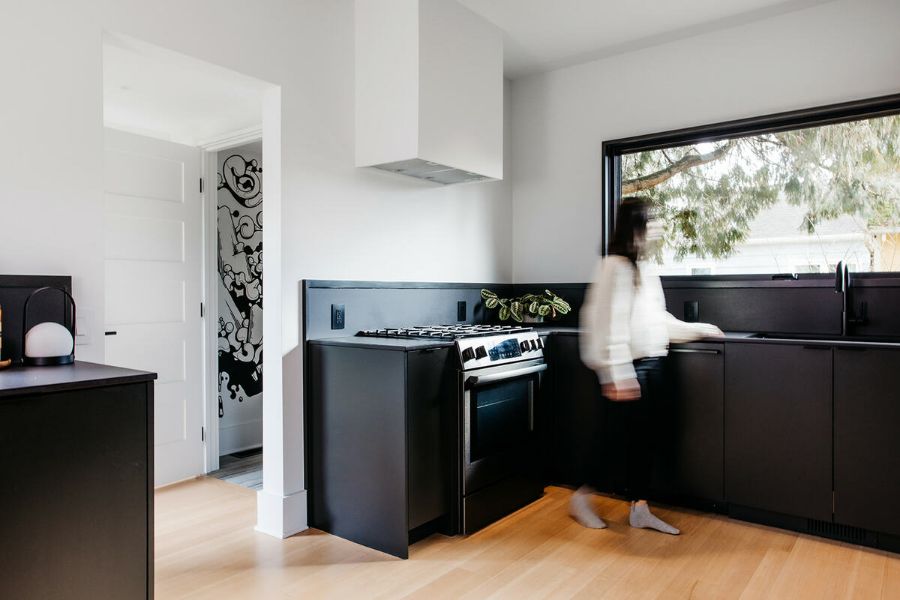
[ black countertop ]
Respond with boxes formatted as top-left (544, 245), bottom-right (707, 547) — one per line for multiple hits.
top-left (0, 361), bottom-right (157, 399)
top-left (308, 336), bottom-right (455, 351)
top-left (309, 326), bottom-right (572, 351)
top-left (308, 327), bottom-right (900, 353)
top-left (546, 327), bottom-right (900, 349)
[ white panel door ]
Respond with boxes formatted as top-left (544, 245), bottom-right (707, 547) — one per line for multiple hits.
top-left (103, 128), bottom-right (203, 486)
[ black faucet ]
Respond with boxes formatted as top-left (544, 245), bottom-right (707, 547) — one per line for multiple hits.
top-left (835, 261), bottom-right (868, 336)
top-left (835, 261), bottom-right (848, 336)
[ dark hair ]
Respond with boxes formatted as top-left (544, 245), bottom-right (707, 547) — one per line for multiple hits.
top-left (608, 196), bottom-right (650, 267)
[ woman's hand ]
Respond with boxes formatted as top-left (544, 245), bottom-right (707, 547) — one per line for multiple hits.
top-left (698, 323), bottom-right (725, 338)
top-left (602, 378), bottom-right (641, 401)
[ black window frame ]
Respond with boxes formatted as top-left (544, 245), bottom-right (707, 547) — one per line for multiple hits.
top-left (600, 93), bottom-right (900, 279)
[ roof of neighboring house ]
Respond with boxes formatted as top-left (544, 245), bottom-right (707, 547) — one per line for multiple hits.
top-left (745, 200), bottom-right (866, 240)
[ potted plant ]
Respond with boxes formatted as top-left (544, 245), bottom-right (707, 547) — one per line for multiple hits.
top-left (480, 289), bottom-right (571, 323)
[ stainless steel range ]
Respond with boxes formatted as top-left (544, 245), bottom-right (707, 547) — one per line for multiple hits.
top-left (359, 324), bottom-right (547, 533)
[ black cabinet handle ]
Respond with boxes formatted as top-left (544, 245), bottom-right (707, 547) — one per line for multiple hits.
top-left (670, 348), bottom-right (720, 355)
top-left (802, 345), bottom-right (830, 350)
top-left (105, 331), bottom-right (117, 336)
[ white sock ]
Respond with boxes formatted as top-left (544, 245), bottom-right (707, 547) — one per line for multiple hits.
top-left (629, 501), bottom-right (680, 535)
top-left (569, 486), bottom-right (607, 529)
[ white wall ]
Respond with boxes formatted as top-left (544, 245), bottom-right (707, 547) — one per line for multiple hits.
top-left (2, 0), bottom-right (512, 535)
top-left (510, 0), bottom-right (900, 283)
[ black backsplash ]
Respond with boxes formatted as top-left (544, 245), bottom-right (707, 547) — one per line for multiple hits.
top-left (662, 285), bottom-right (842, 335)
top-left (303, 281), bottom-right (514, 340)
top-left (303, 276), bottom-right (900, 341)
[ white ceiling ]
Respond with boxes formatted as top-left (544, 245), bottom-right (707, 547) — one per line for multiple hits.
top-left (103, 33), bottom-right (272, 147)
top-left (458, 0), bottom-right (835, 78)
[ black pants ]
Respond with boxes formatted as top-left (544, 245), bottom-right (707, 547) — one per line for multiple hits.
top-left (594, 357), bottom-right (665, 501)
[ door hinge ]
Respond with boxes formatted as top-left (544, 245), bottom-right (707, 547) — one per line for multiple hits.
top-left (200, 177), bottom-right (204, 193)
top-left (200, 302), bottom-right (205, 318)
top-left (201, 426), bottom-right (206, 442)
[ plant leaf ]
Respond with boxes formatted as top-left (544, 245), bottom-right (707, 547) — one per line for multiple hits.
top-left (498, 305), bottom-right (510, 321)
top-left (484, 297), bottom-right (499, 309)
top-left (481, 289), bottom-right (497, 300)
top-left (510, 302), bottom-right (524, 322)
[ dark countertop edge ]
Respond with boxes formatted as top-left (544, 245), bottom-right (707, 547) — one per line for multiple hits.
top-left (307, 328), bottom-right (900, 351)
top-left (546, 329), bottom-right (900, 349)
top-left (0, 361), bottom-right (157, 399)
top-left (308, 337), bottom-right (455, 351)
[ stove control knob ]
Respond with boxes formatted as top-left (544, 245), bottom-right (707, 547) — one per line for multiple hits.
top-left (461, 347), bottom-right (476, 362)
top-left (529, 339), bottom-right (538, 350)
top-left (537, 338), bottom-right (544, 349)
top-left (520, 341), bottom-right (530, 352)
top-left (475, 346), bottom-right (488, 359)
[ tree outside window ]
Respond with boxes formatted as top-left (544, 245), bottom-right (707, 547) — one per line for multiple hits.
top-left (621, 114), bottom-right (900, 275)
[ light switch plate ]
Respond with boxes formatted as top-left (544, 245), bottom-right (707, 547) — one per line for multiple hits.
top-left (75, 308), bottom-right (93, 345)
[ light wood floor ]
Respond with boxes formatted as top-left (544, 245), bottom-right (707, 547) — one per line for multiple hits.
top-left (156, 478), bottom-right (900, 599)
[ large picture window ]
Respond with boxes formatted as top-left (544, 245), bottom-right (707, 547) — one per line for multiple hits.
top-left (603, 96), bottom-right (900, 276)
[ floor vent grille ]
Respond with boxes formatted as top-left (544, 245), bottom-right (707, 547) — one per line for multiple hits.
top-left (807, 519), bottom-right (866, 542)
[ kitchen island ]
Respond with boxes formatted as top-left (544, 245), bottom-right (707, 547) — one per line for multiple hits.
top-left (0, 361), bottom-right (156, 599)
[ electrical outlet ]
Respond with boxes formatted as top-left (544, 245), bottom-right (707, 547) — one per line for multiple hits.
top-left (75, 308), bottom-right (93, 345)
top-left (331, 304), bottom-right (345, 330)
top-left (684, 300), bottom-right (699, 323)
top-left (457, 301), bottom-right (467, 322)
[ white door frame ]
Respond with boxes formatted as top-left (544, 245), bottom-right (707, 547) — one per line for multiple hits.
top-left (200, 128), bottom-right (263, 473)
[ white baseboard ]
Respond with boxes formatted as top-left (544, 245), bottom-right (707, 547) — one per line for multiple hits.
top-left (255, 488), bottom-right (308, 539)
top-left (219, 419), bottom-right (263, 455)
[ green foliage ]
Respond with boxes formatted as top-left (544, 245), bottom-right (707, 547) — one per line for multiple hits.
top-left (480, 289), bottom-right (571, 323)
top-left (622, 114), bottom-right (900, 262)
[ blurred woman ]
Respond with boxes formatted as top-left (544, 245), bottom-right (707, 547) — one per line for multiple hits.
top-left (572, 196), bottom-right (722, 534)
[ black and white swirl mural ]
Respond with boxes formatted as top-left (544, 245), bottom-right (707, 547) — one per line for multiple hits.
top-left (217, 142), bottom-right (263, 449)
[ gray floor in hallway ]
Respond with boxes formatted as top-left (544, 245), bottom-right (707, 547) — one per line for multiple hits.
top-left (209, 449), bottom-right (263, 490)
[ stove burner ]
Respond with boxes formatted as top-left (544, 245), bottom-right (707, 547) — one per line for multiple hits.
top-left (357, 324), bottom-right (532, 340)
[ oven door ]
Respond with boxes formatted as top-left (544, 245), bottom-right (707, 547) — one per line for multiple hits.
top-left (462, 359), bottom-right (547, 495)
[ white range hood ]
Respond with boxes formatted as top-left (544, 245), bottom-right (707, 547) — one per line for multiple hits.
top-left (355, 0), bottom-right (503, 184)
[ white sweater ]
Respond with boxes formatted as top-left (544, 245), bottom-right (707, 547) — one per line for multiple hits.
top-left (579, 255), bottom-right (720, 384)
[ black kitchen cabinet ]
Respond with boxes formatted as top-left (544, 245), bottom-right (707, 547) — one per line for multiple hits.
top-left (0, 363), bottom-right (155, 600)
top-left (652, 343), bottom-right (724, 507)
top-left (724, 343), bottom-right (833, 521)
top-left (308, 340), bottom-right (455, 558)
top-left (834, 347), bottom-right (900, 537)
top-left (547, 333), bottom-right (605, 489)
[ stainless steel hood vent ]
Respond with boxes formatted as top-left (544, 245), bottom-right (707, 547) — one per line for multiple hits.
top-left (373, 159), bottom-right (494, 185)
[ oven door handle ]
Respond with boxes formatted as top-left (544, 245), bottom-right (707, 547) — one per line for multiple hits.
top-left (465, 363), bottom-right (548, 388)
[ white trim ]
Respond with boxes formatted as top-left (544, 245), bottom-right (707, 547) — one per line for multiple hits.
top-left (257, 86), bottom-right (308, 536)
top-left (220, 442), bottom-right (263, 455)
top-left (255, 489), bottom-right (308, 538)
top-left (219, 419), bottom-right (264, 455)
top-left (202, 149), bottom-right (221, 473)
top-left (198, 125), bottom-right (264, 151)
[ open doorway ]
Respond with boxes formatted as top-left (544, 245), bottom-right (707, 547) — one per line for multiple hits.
top-left (210, 139), bottom-right (264, 489)
top-left (102, 32), bottom-right (272, 487)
